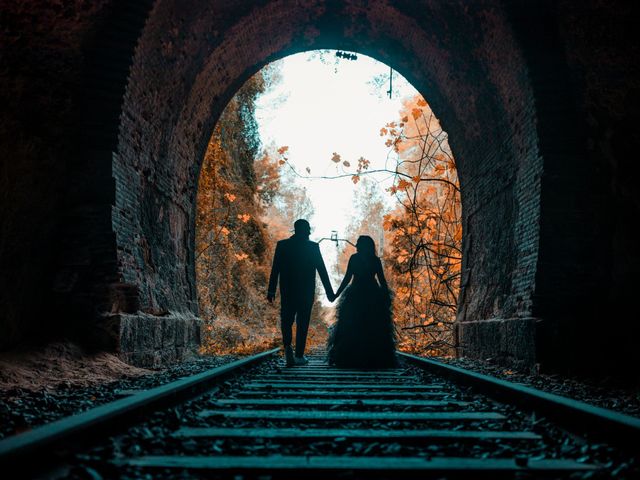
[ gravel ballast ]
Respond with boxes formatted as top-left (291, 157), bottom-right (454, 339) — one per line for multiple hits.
top-left (436, 356), bottom-right (640, 418)
top-left (0, 353), bottom-right (238, 439)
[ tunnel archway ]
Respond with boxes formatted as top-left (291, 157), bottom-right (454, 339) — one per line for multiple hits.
top-left (110, 1), bottom-right (542, 366)
top-left (4, 1), bottom-right (634, 373)
top-left (193, 50), bottom-right (463, 356)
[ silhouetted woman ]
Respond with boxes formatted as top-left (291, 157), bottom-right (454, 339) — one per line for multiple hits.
top-left (327, 235), bottom-right (397, 368)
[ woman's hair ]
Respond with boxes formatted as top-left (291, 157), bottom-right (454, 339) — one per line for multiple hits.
top-left (356, 235), bottom-right (377, 257)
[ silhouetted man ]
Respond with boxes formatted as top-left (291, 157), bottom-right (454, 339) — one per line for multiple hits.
top-left (268, 219), bottom-right (335, 366)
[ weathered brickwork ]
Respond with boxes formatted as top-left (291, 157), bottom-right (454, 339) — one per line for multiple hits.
top-left (505, 0), bottom-right (640, 373)
top-left (109, 311), bottom-right (202, 367)
top-left (114, 0), bottom-right (544, 367)
top-left (1, 0), bottom-right (637, 372)
top-left (0, 0), bottom-right (125, 349)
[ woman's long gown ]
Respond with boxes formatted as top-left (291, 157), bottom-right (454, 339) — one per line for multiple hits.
top-left (327, 253), bottom-right (397, 368)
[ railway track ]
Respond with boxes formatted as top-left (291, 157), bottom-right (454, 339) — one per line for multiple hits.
top-left (2, 348), bottom-right (639, 478)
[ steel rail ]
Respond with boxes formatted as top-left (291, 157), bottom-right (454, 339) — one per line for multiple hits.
top-left (0, 347), bottom-right (279, 468)
top-left (116, 350), bottom-right (601, 476)
top-left (399, 352), bottom-right (640, 451)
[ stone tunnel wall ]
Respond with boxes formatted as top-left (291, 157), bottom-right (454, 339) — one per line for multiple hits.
top-left (1, 0), bottom-right (638, 372)
top-left (114, 0), bottom-right (542, 366)
top-left (506, 0), bottom-right (640, 373)
top-left (0, 0), bottom-right (120, 349)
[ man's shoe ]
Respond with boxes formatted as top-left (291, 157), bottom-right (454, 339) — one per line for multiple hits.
top-left (284, 346), bottom-right (295, 367)
top-left (294, 355), bottom-right (308, 366)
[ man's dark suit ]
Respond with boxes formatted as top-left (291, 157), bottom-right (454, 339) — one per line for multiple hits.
top-left (268, 234), bottom-right (333, 357)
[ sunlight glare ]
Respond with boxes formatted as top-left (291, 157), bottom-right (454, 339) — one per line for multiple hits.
top-left (255, 50), bottom-right (418, 278)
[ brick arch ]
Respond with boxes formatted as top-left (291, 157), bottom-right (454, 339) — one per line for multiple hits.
top-left (4, 1), bottom-right (635, 371)
top-left (112, 0), bottom-right (543, 365)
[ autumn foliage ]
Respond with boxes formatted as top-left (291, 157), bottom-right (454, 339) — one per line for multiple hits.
top-left (381, 97), bottom-right (461, 355)
top-left (196, 57), bottom-right (459, 358)
top-left (195, 73), bottom-right (277, 355)
top-left (195, 70), bottom-right (330, 355)
top-left (335, 96), bottom-right (461, 356)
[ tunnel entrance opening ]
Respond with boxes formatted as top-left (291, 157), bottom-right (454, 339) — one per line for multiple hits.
top-left (86, 0), bottom-right (557, 370)
top-left (194, 51), bottom-right (461, 357)
top-left (103, 1), bottom-right (549, 370)
top-left (2, 1), bottom-right (637, 376)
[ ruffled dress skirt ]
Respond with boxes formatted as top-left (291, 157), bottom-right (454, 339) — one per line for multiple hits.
top-left (327, 281), bottom-right (397, 368)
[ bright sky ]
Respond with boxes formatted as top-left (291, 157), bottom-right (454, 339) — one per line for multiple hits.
top-left (254, 50), bottom-right (419, 282)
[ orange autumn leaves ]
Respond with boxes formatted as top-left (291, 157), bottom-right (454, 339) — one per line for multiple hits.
top-left (195, 67), bottom-right (331, 356)
top-left (334, 95), bottom-right (461, 356)
top-left (383, 96), bottom-right (461, 356)
top-left (195, 71), bottom-right (284, 355)
top-left (195, 134), bottom-right (253, 264)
